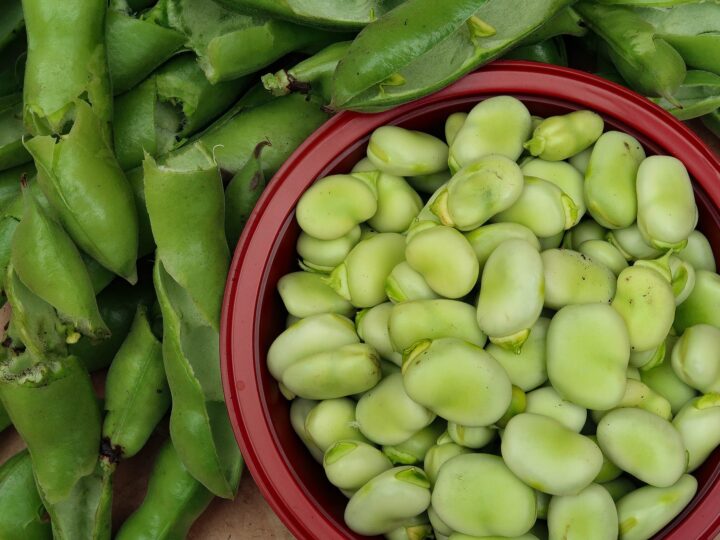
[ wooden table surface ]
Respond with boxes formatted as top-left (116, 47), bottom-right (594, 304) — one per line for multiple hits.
top-left (0, 122), bottom-right (717, 540)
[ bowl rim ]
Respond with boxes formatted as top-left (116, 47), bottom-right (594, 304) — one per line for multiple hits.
top-left (221, 60), bottom-right (720, 540)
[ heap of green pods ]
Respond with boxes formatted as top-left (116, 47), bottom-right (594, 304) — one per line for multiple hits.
top-left (270, 100), bottom-right (720, 540)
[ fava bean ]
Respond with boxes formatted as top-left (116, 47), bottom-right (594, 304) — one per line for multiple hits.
top-left (477, 239), bottom-right (544, 351)
top-left (578, 239), bottom-right (629, 276)
top-left (671, 324), bottom-right (720, 393)
top-left (432, 453), bottom-right (537, 538)
top-left (447, 423), bottom-right (496, 450)
top-left (674, 270), bottom-right (720, 332)
top-left (602, 476), bottom-right (638, 503)
top-left (407, 170), bottom-right (452, 195)
top-left (305, 398), bottom-right (369, 452)
top-left (677, 230), bottom-right (716, 272)
top-left (465, 223), bottom-right (540, 271)
top-left (289, 398), bottom-right (324, 462)
top-left (521, 158), bottom-right (586, 221)
top-left (297, 226), bottom-right (361, 273)
top-left (525, 386), bottom-right (587, 432)
top-left (547, 484), bottom-right (618, 540)
top-left (449, 96), bottom-right (532, 171)
top-left (278, 271), bottom-right (354, 319)
top-left (641, 339), bottom-right (698, 415)
top-left (423, 442), bottom-right (471, 486)
top-left (486, 317), bottom-right (549, 391)
top-left (385, 514), bottom-right (433, 540)
top-left (431, 155), bottom-right (524, 231)
top-left (616, 475), bottom-right (697, 540)
top-left (345, 466), bottom-right (431, 536)
top-left (369, 173), bottom-right (423, 233)
top-left (566, 219), bottom-right (607, 250)
top-left (367, 126), bottom-right (449, 177)
top-left (385, 262), bottom-right (439, 304)
top-left (402, 338), bottom-right (512, 427)
top-left (584, 131), bottom-right (645, 229)
top-left (444, 112), bottom-right (467, 146)
top-left (547, 303), bottom-right (630, 410)
top-left (502, 413), bottom-right (603, 496)
top-left (492, 177), bottom-right (577, 238)
top-left (597, 408), bottom-right (686, 488)
top-left (588, 435), bottom-right (623, 484)
top-left (629, 341), bottom-right (666, 370)
top-left (593, 379), bottom-right (672, 422)
top-left (569, 146), bottom-right (593, 175)
top-left (539, 231), bottom-right (565, 250)
top-left (428, 505), bottom-right (453, 537)
top-left (356, 373), bottom-right (436, 446)
top-left (607, 224), bottom-right (663, 261)
top-left (524, 110), bottom-right (604, 162)
top-left (541, 248), bottom-right (616, 309)
top-left (0, 449), bottom-right (51, 539)
top-left (383, 420), bottom-right (447, 466)
top-left (323, 440), bottom-right (393, 492)
top-left (672, 393), bottom-right (720, 471)
top-left (356, 303), bottom-right (402, 366)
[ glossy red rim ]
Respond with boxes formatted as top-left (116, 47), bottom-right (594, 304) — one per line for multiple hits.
top-left (221, 61), bottom-right (720, 540)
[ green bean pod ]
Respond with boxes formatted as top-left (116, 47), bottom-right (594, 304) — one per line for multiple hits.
top-left (0, 95), bottom-right (30, 171)
top-left (305, 398), bottom-right (369, 452)
top-left (492, 177), bottom-right (577, 238)
top-left (225, 141), bottom-right (268, 248)
top-left (0, 353), bottom-right (100, 506)
top-left (703, 107), bottom-right (720, 138)
top-left (576, 2), bottom-right (686, 102)
top-left (22, 0), bottom-right (112, 135)
top-left (0, 449), bottom-right (51, 539)
top-left (405, 226), bottom-right (479, 299)
top-left (476, 238), bottom-right (544, 351)
top-left (103, 306), bottom-right (169, 460)
top-left (146, 157), bottom-right (242, 498)
top-left (114, 54), bottom-right (252, 171)
top-left (403, 338), bottom-right (511, 427)
top-left (612, 266), bottom-right (676, 352)
top-left (389, 299), bottom-right (487, 354)
top-left (383, 420), bottom-right (446, 465)
top-left (105, 0), bottom-right (186, 95)
top-left (356, 373), bottom-right (436, 446)
top-left (345, 466), bottom-right (431, 536)
top-left (431, 155), bottom-right (524, 231)
top-left (449, 96), bottom-right (532, 171)
top-left (433, 453), bottom-right (537, 538)
top-left (525, 110), bottom-right (604, 161)
top-left (547, 303), bottom-right (630, 410)
top-left (505, 38), bottom-right (568, 66)
top-left (584, 131), bottom-right (645, 229)
top-left (547, 484), bottom-right (618, 540)
top-left (115, 440), bottom-right (215, 540)
top-left (616, 475), bottom-right (697, 540)
top-left (323, 440), bottom-right (392, 493)
top-left (332, 0), bottom-right (575, 111)
top-left (652, 70), bottom-right (720, 120)
top-left (11, 182), bottom-right (108, 338)
top-left (24, 101), bottom-right (138, 282)
top-left (541, 248), bottom-right (616, 309)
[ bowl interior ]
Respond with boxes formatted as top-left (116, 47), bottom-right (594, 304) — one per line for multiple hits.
top-left (224, 63), bottom-right (720, 540)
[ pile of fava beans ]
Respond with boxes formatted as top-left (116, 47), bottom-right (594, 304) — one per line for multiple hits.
top-left (270, 97), bottom-right (720, 540)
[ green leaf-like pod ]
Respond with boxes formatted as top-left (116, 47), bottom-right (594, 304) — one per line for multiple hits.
top-left (327, 232), bottom-right (406, 308)
top-left (22, 0), bottom-right (112, 135)
top-left (673, 393), bottom-right (720, 472)
top-left (597, 407), bottom-right (686, 487)
top-left (432, 453), bottom-right (537, 537)
top-left (447, 422), bottom-right (496, 450)
top-left (465, 223), bottom-right (540, 272)
top-left (486, 317), bottom-right (549, 391)
top-left (677, 230), bottom-right (716, 273)
top-left (25, 100), bottom-right (138, 282)
top-left (289, 398), bottom-right (324, 462)
top-left (383, 420), bottom-right (446, 465)
top-left (541, 248), bottom-right (616, 309)
top-left (367, 126), bottom-right (449, 177)
top-left (616, 475), bottom-right (697, 540)
top-left (449, 96), bottom-right (532, 171)
top-left (521, 158), bottom-right (586, 222)
top-left (356, 303), bottom-right (401, 366)
top-left (385, 261), bottom-right (439, 304)
top-left (476, 238), bottom-right (544, 351)
top-left (296, 172), bottom-right (378, 241)
top-left (114, 440), bottom-right (215, 540)
top-left (613, 266), bottom-right (676, 354)
top-left (577, 239), bottom-right (629, 276)
top-left (297, 226), bottom-right (362, 273)
top-left (675, 269), bottom-right (720, 332)
top-left (11, 183), bottom-right (108, 338)
top-left (671, 324), bottom-right (720, 393)
top-left (405, 226), bottom-right (479, 299)
top-left (525, 110), bottom-right (604, 162)
top-left (0, 95), bottom-right (30, 171)
top-left (278, 271), bottom-right (354, 319)
top-left (305, 398), bottom-right (370, 452)
top-left (323, 440), bottom-right (393, 492)
top-left (402, 338), bottom-right (512, 427)
top-left (356, 373), bottom-right (436, 446)
top-left (547, 484), bottom-right (618, 540)
top-left (502, 413), bottom-right (603, 496)
top-left (505, 37), bottom-right (568, 66)
top-left (389, 299), bottom-right (486, 354)
top-left (652, 70), bottom-right (720, 121)
top-left (525, 386), bottom-right (587, 432)
top-left (282, 342), bottom-right (381, 400)
top-left (584, 131), bottom-right (645, 229)
top-left (492, 176), bottom-right (577, 238)
top-left (345, 466), bottom-right (431, 536)
top-left (267, 313), bottom-right (359, 380)
top-left (0, 449), bottom-right (51, 539)
top-left (547, 303), bottom-right (630, 410)
top-left (636, 155), bottom-right (698, 249)
top-left (103, 306), bottom-right (169, 460)
top-left (432, 155), bottom-right (524, 231)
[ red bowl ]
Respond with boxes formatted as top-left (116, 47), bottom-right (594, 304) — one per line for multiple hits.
top-left (221, 61), bottom-right (720, 540)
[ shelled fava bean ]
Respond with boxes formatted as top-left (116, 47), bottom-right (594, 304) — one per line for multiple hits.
top-left (269, 96), bottom-right (719, 540)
